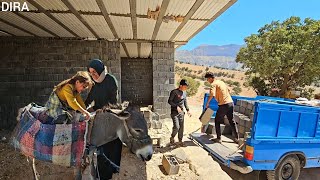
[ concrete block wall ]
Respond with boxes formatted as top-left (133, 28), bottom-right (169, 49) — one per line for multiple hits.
top-left (121, 58), bottom-right (153, 106)
top-left (152, 41), bottom-right (175, 119)
top-left (0, 37), bottom-right (120, 129)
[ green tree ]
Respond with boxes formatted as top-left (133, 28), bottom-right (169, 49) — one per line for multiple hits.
top-left (177, 77), bottom-right (200, 97)
top-left (233, 81), bottom-right (240, 87)
top-left (232, 86), bottom-right (242, 95)
top-left (205, 67), bottom-right (209, 71)
top-left (298, 87), bottom-right (315, 99)
top-left (236, 17), bottom-right (320, 97)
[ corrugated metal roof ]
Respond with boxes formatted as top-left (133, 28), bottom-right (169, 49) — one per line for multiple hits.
top-left (20, 12), bottom-right (74, 37)
top-left (166, 0), bottom-right (196, 16)
top-left (156, 21), bottom-right (180, 40)
top-left (192, 0), bottom-right (228, 19)
top-left (137, 18), bottom-right (155, 40)
top-left (120, 44), bottom-right (127, 57)
top-left (0, 21), bottom-right (32, 36)
top-left (103, 0), bottom-right (130, 14)
top-left (125, 43), bottom-right (138, 58)
top-left (110, 16), bottom-right (133, 39)
top-left (52, 13), bottom-right (95, 37)
top-left (0, 12), bottom-right (53, 37)
top-left (140, 43), bottom-right (152, 58)
top-left (69, 0), bottom-right (100, 12)
top-left (0, 0), bottom-right (38, 11)
top-left (82, 15), bottom-right (114, 39)
top-left (136, 0), bottom-right (163, 15)
top-left (35, 0), bottom-right (69, 11)
top-left (0, 0), bottom-right (235, 57)
top-left (174, 20), bottom-right (206, 41)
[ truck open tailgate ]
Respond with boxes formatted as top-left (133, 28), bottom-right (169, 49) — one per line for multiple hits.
top-left (189, 133), bottom-right (243, 164)
top-left (189, 133), bottom-right (253, 174)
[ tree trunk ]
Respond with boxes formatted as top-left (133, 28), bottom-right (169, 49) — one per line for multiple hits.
top-left (279, 74), bottom-right (290, 98)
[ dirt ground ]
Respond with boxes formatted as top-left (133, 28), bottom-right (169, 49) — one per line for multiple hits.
top-left (1, 98), bottom-right (320, 180)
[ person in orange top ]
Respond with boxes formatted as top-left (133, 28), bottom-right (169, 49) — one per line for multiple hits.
top-left (45, 71), bottom-right (93, 123)
top-left (205, 72), bottom-right (239, 143)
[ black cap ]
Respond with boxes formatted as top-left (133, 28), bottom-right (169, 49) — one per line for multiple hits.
top-left (179, 79), bottom-right (189, 86)
top-left (204, 72), bottom-right (214, 78)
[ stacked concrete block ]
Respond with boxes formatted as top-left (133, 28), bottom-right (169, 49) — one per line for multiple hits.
top-left (142, 108), bottom-right (162, 129)
top-left (152, 42), bottom-right (175, 120)
top-left (234, 100), bottom-right (256, 138)
top-left (238, 132), bottom-right (251, 148)
top-left (0, 37), bottom-right (121, 129)
top-left (142, 110), bottom-right (152, 128)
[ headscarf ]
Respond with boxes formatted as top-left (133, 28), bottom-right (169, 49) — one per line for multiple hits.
top-left (88, 59), bottom-right (108, 83)
top-left (88, 59), bottom-right (104, 75)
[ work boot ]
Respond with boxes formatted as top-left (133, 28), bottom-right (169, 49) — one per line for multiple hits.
top-left (170, 137), bottom-right (175, 144)
top-left (178, 140), bottom-right (186, 147)
top-left (211, 138), bottom-right (222, 143)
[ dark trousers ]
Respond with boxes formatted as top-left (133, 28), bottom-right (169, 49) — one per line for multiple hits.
top-left (97, 138), bottom-right (122, 180)
top-left (171, 112), bottom-right (184, 141)
top-left (215, 103), bottom-right (238, 139)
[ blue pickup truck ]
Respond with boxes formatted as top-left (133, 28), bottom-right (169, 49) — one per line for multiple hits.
top-left (189, 94), bottom-right (320, 180)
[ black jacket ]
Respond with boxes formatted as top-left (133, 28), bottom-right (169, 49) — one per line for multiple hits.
top-left (168, 88), bottom-right (189, 113)
top-left (85, 74), bottom-right (118, 110)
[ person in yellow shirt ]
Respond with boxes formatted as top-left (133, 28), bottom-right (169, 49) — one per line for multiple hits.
top-left (45, 71), bottom-right (93, 123)
top-left (204, 72), bottom-right (239, 143)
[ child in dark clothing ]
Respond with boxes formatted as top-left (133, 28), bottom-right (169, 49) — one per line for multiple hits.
top-left (168, 79), bottom-right (192, 146)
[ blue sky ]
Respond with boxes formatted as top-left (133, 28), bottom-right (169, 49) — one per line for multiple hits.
top-left (180, 0), bottom-right (320, 50)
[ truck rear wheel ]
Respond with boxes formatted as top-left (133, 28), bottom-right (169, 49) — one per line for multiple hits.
top-left (266, 155), bottom-right (300, 180)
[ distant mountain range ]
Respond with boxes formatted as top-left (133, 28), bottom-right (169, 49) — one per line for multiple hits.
top-left (175, 44), bottom-right (244, 69)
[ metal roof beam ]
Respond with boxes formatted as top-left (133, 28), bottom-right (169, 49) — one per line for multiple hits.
top-left (13, 12), bottom-right (59, 37)
top-left (121, 43), bottom-right (130, 58)
top-left (119, 39), bottom-right (187, 44)
top-left (0, 29), bottom-right (15, 36)
top-left (185, 0), bottom-right (237, 42)
top-left (137, 42), bottom-right (141, 57)
top-left (27, 0), bottom-right (79, 37)
top-left (190, 18), bottom-right (210, 21)
top-left (169, 0), bottom-right (205, 41)
top-left (27, 10), bottom-right (210, 21)
top-left (0, 18), bottom-right (36, 36)
top-left (96, 0), bottom-right (119, 39)
top-left (61, 0), bottom-right (99, 38)
top-left (129, 0), bottom-right (137, 39)
top-left (151, 0), bottom-right (170, 40)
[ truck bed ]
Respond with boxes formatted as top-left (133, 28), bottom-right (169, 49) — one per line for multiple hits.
top-left (189, 133), bottom-right (243, 165)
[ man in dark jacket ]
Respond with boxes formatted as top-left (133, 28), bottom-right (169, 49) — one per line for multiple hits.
top-left (85, 59), bottom-right (121, 180)
top-left (168, 79), bottom-right (192, 146)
